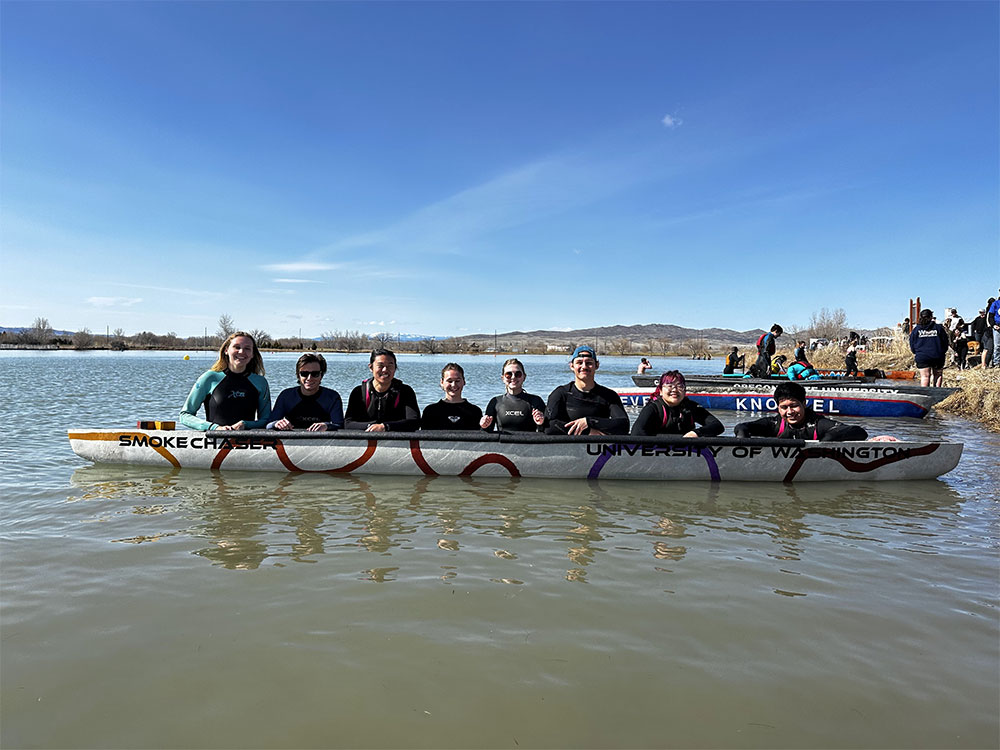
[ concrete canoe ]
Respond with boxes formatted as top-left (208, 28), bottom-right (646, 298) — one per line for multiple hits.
top-left (67, 429), bottom-right (962, 482)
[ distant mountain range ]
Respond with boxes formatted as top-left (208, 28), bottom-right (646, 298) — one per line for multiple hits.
top-left (452, 323), bottom-right (770, 348)
top-left (2, 323), bottom-right (879, 349)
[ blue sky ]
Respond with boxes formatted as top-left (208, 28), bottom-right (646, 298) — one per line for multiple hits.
top-left (2, 1), bottom-right (997, 339)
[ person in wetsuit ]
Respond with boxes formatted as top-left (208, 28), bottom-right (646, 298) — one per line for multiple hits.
top-left (344, 348), bottom-right (420, 431)
top-left (544, 346), bottom-right (629, 435)
top-left (749, 324), bottom-right (783, 378)
top-left (480, 358), bottom-right (547, 433)
top-left (630, 370), bottom-right (723, 438)
top-left (734, 381), bottom-right (868, 441)
top-left (723, 347), bottom-right (745, 374)
top-left (786, 360), bottom-right (822, 380)
top-left (794, 340), bottom-right (807, 363)
top-left (421, 363), bottom-right (483, 430)
top-left (180, 332), bottom-right (272, 431)
top-left (267, 353), bottom-right (343, 431)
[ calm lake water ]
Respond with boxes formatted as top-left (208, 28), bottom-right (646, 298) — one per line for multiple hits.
top-left (1, 351), bottom-right (998, 749)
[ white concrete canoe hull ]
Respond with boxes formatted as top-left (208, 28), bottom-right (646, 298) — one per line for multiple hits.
top-left (67, 429), bottom-right (963, 482)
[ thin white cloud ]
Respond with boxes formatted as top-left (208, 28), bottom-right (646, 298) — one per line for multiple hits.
top-left (273, 278), bottom-right (324, 284)
top-left (261, 262), bottom-right (339, 272)
top-left (314, 145), bottom-right (681, 264)
top-left (109, 282), bottom-right (225, 299)
top-left (87, 296), bottom-right (143, 307)
top-left (662, 114), bottom-right (683, 128)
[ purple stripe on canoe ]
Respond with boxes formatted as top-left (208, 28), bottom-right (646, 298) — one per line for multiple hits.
top-left (588, 443), bottom-right (722, 481)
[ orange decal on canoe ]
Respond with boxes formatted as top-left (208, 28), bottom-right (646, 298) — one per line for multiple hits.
top-left (409, 440), bottom-right (439, 476)
top-left (274, 439), bottom-right (377, 473)
top-left (460, 453), bottom-right (521, 478)
top-left (69, 431), bottom-right (180, 468)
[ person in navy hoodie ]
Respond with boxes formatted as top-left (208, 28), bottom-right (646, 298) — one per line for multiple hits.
top-left (908, 309), bottom-right (950, 387)
top-left (267, 353), bottom-right (343, 431)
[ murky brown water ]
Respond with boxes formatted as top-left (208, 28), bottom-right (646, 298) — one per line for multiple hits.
top-left (2, 353), bottom-right (997, 749)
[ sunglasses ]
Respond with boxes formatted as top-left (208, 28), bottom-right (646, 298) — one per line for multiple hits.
top-left (503, 371), bottom-right (524, 379)
top-left (661, 384), bottom-right (686, 392)
top-left (299, 370), bottom-right (323, 379)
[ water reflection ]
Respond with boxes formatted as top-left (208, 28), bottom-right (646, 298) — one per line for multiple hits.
top-left (70, 466), bottom-right (965, 577)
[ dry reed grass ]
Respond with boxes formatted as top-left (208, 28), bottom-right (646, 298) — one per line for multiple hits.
top-left (938, 368), bottom-right (1000, 433)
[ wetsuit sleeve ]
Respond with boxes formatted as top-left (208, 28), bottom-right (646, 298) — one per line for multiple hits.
top-left (242, 374), bottom-right (272, 430)
top-left (691, 404), bottom-right (724, 437)
top-left (324, 390), bottom-right (344, 430)
top-left (587, 387), bottom-right (629, 435)
top-left (344, 386), bottom-right (371, 430)
top-left (482, 397), bottom-right (499, 431)
top-left (816, 418), bottom-right (868, 442)
top-left (529, 394), bottom-right (548, 432)
top-left (386, 384), bottom-right (420, 432)
top-left (266, 388), bottom-right (297, 429)
top-left (179, 371), bottom-right (219, 431)
top-left (733, 416), bottom-right (778, 438)
top-left (544, 385), bottom-right (571, 435)
top-left (629, 401), bottom-right (660, 436)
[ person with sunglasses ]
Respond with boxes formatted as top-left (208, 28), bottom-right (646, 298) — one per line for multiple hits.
top-left (180, 331), bottom-right (271, 431)
top-left (630, 370), bottom-right (723, 438)
top-left (266, 353), bottom-right (344, 431)
top-left (344, 348), bottom-right (421, 432)
top-left (544, 346), bottom-right (629, 436)
top-left (479, 358), bottom-right (547, 432)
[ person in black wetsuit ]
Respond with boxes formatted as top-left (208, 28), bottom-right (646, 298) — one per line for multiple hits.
top-left (180, 331), bottom-right (271, 430)
top-left (544, 346), bottom-right (629, 435)
top-left (844, 340), bottom-right (860, 377)
top-left (722, 347), bottom-right (745, 374)
top-left (480, 358), bottom-right (547, 432)
top-left (734, 381), bottom-right (868, 441)
top-left (421, 363), bottom-right (483, 430)
top-left (749, 324), bottom-right (783, 378)
top-left (267, 353), bottom-right (344, 431)
top-left (344, 348), bottom-right (420, 431)
top-left (630, 370), bottom-right (723, 437)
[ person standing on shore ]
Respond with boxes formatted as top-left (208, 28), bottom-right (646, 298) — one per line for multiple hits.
top-left (979, 298), bottom-right (996, 368)
top-left (908, 309), bottom-right (949, 387)
top-left (988, 293), bottom-right (1000, 368)
top-left (845, 336), bottom-right (860, 377)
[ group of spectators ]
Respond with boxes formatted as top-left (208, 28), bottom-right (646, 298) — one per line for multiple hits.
top-left (909, 293), bottom-right (1000, 386)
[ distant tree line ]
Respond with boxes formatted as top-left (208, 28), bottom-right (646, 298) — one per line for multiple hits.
top-left (1, 308), bottom-right (873, 356)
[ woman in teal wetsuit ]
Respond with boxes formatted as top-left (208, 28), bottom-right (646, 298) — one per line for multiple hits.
top-left (180, 332), bottom-right (271, 430)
